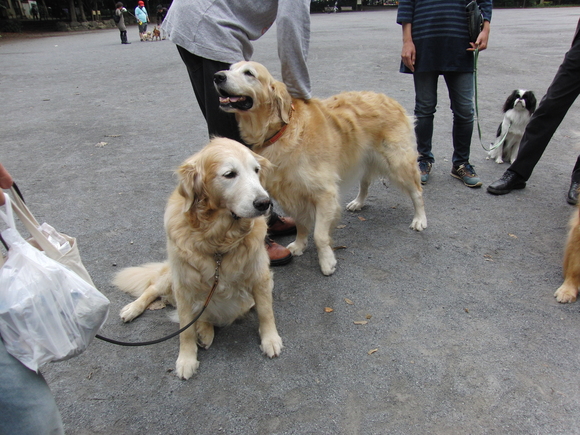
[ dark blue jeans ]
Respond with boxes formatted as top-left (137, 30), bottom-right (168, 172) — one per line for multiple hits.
top-left (413, 71), bottom-right (474, 167)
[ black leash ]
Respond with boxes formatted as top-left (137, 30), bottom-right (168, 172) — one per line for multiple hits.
top-left (96, 254), bottom-right (222, 347)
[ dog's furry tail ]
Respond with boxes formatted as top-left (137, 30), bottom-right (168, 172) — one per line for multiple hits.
top-left (112, 262), bottom-right (171, 298)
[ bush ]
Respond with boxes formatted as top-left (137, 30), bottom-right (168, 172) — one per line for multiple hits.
top-left (0, 20), bottom-right (22, 33)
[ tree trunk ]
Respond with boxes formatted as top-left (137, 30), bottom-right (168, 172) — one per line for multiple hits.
top-left (68, 0), bottom-right (78, 23)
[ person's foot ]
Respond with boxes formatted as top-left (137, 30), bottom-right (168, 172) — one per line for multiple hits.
top-left (267, 211), bottom-right (297, 237)
top-left (418, 160), bottom-right (432, 185)
top-left (265, 237), bottom-right (293, 266)
top-left (487, 170), bottom-right (526, 195)
top-left (451, 163), bottom-right (482, 188)
top-left (567, 180), bottom-right (580, 205)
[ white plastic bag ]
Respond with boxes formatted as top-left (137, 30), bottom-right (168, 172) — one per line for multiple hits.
top-left (0, 195), bottom-right (110, 372)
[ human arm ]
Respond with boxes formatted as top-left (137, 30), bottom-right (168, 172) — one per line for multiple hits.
top-left (276, 0), bottom-right (312, 100)
top-left (468, 0), bottom-right (492, 51)
top-left (400, 22), bottom-right (415, 72)
top-left (0, 164), bottom-right (14, 206)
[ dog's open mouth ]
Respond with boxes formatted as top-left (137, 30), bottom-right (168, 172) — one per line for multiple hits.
top-left (217, 91), bottom-right (254, 111)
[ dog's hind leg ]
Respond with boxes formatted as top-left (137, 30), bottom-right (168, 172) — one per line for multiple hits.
top-left (196, 321), bottom-right (215, 349)
top-left (346, 175), bottom-right (371, 211)
top-left (287, 221), bottom-right (310, 256)
top-left (120, 282), bottom-right (166, 322)
top-left (555, 212), bottom-right (580, 303)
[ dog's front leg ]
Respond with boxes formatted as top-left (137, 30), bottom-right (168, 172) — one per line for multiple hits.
top-left (313, 195), bottom-right (341, 275)
top-left (175, 289), bottom-right (200, 379)
top-left (253, 275), bottom-right (283, 358)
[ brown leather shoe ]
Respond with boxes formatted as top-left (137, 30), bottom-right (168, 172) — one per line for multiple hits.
top-left (265, 237), bottom-right (292, 266)
top-left (267, 211), bottom-right (297, 237)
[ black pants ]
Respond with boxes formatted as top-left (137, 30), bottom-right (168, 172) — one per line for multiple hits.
top-left (119, 30), bottom-right (128, 44)
top-left (510, 22), bottom-right (580, 182)
top-left (176, 46), bottom-right (245, 145)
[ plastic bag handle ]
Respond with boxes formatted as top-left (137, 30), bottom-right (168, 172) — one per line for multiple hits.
top-left (0, 194), bottom-right (16, 231)
top-left (8, 193), bottom-right (62, 259)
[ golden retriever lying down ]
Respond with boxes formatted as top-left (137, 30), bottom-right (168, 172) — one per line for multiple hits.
top-left (555, 205), bottom-right (580, 303)
top-left (214, 61), bottom-right (427, 276)
top-left (113, 138), bottom-right (283, 379)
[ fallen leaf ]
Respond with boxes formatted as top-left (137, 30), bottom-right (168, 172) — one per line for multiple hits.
top-left (104, 134), bottom-right (122, 137)
top-left (368, 348), bottom-right (378, 355)
top-left (344, 298), bottom-right (354, 305)
top-left (95, 142), bottom-right (107, 147)
top-left (336, 224), bottom-right (347, 229)
top-left (358, 216), bottom-right (367, 221)
top-left (365, 314), bottom-right (372, 319)
top-left (147, 299), bottom-right (166, 311)
top-left (354, 321), bottom-right (368, 325)
top-left (508, 233), bottom-right (518, 239)
top-left (464, 308), bottom-right (469, 313)
top-left (324, 307), bottom-right (334, 313)
top-left (333, 245), bottom-right (347, 251)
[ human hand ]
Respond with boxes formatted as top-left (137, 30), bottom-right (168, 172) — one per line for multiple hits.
top-left (467, 21), bottom-right (490, 52)
top-left (0, 163), bottom-right (14, 206)
top-left (401, 40), bottom-right (416, 72)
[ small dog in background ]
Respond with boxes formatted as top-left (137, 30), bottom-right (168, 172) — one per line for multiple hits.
top-left (488, 89), bottom-right (537, 164)
top-left (152, 26), bottom-right (161, 41)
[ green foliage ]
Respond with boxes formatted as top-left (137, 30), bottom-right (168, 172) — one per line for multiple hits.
top-left (0, 19), bottom-right (22, 33)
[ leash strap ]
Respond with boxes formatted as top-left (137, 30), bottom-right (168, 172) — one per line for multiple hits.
top-left (96, 254), bottom-right (223, 347)
top-left (473, 48), bottom-right (485, 150)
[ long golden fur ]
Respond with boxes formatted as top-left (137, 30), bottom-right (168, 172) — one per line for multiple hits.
top-left (555, 205), bottom-right (580, 303)
top-left (113, 138), bottom-right (283, 379)
top-left (214, 61), bottom-right (427, 275)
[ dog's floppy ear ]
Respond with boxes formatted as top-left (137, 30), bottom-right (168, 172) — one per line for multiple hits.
top-left (177, 159), bottom-right (206, 213)
top-left (271, 80), bottom-right (293, 124)
top-left (252, 151), bottom-right (274, 186)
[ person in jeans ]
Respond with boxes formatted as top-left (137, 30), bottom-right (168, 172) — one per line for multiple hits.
top-left (397, 0), bottom-right (492, 188)
top-left (487, 19), bottom-right (580, 205)
top-left (0, 163), bottom-right (64, 435)
top-left (162, 0), bottom-right (311, 266)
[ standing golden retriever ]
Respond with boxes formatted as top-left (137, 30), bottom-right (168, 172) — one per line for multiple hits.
top-left (214, 61), bottom-right (427, 276)
top-left (113, 138), bottom-right (283, 379)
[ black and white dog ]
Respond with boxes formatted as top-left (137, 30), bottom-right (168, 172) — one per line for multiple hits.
top-left (488, 89), bottom-right (537, 164)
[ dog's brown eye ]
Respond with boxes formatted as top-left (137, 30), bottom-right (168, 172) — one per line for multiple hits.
top-left (244, 70), bottom-right (255, 78)
top-left (224, 171), bottom-right (237, 179)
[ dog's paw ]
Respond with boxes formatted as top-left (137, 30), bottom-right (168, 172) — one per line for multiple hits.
top-left (287, 241), bottom-right (305, 256)
top-left (175, 355), bottom-right (199, 380)
top-left (495, 158), bottom-right (504, 164)
top-left (260, 334), bottom-right (283, 358)
top-left (346, 200), bottom-right (363, 212)
top-left (120, 302), bottom-right (144, 323)
top-left (196, 322), bottom-right (215, 349)
top-left (410, 217), bottom-right (427, 232)
top-left (319, 252), bottom-right (337, 276)
top-left (554, 284), bottom-right (578, 303)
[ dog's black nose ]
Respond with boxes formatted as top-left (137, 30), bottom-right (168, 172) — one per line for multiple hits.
top-left (253, 197), bottom-right (271, 212)
top-left (214, 72), bottom-right (227, 84)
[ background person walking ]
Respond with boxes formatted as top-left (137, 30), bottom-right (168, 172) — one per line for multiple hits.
top-left (135, 1), bottom-right (149, 41)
